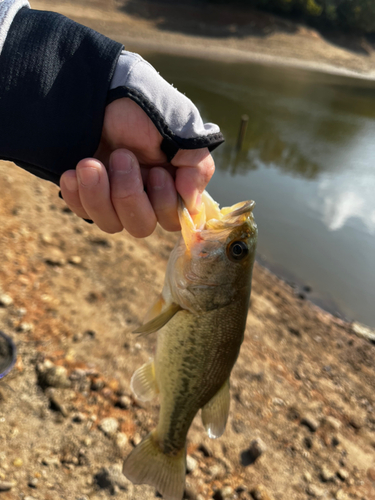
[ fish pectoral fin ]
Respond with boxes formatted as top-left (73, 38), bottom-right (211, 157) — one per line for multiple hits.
top-left (201, 379), bottom-right (230, 439)
top-left (131, 359), bottom-right (159, 402)
top-left (133, 302), bottom-right (181, 335)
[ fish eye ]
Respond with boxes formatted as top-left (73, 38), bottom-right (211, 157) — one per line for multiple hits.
top-left (227, 241), bottom-right (249, 262)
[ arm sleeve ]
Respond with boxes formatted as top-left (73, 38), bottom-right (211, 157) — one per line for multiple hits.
top-left (0, 4), bottom-right (123, 184)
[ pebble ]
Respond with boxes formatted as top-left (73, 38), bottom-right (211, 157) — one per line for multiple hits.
top-left (220, 486), bottom-right (234, 499)
top-left (44, 249), bottom-right (66, 266)
top-left (301, 415), bottom-right (320, 432)
top-left (115, 432), bottom-right (129, 450)
top-left (306, 484), bottom-right (325, 497)
top-left (323, 416), bottom-right (341, 430)
top-left (99, 417), bottom-right (119, 437)
top-left (36, 360), bottom-right (71, 389)
top-left (28, 478), bottom-right (38, 488)
top-left (13, 458), bottom-right (23, 467)
top-left (303, 471), bottom-right (312, 482)
top-left (241, 438), bottom-right (267, 465)
top-left (17, 322), bottom-right (33, 332)
top-left (250, 485), bottom-right (275, 500)
top-left (94, 464), bottom-right (128, 494)
top-left (337, 469), bottom-right (349, 481)
top-left (207, 463), bottom-right (226, 479)
top-left (0, 294), bottom-right (13, 307)
top-left (186, 455), bottom-right (198, 473)
top-left (320, 467), bottom-right (335, 482)
top-left (72, 412), bottom-right (86, 423)
top-left (117, 395), bottom-right (132, 409)
top-left (46, 388), bottom-right (69, 417)
top-left (68, 255), bottom-right (82, 265)
top-left (0, 481), bottom-right (15, 491)
top-left (335, 490), bottom-right (349, 500)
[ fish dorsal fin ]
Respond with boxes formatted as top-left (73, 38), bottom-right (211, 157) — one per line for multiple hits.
top-left (133, 302), bottom-right (181, 335)
top-left (131, 359), bottom-right (158, 401)
top-left (201, 379), bottom-right (230, 439)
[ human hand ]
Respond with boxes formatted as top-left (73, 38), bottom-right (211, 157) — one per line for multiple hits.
top-left (60, 98), bottom-right (215, 237)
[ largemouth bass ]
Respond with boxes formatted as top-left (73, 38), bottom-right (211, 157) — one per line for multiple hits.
top-left (123, 191), bottom-right (257, 500)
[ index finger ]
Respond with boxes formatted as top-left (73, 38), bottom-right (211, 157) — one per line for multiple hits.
top-left (172, 148), bottom-right (215, 215)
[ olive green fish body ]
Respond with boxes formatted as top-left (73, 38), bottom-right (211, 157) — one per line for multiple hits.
top-left (123, 192), bottom-right (257, 500)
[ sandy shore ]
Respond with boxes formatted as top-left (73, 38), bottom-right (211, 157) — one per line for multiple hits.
top-left (32, 0), bottom-right (375, 80)
top-left (1, 3), bottom-right (375, 500)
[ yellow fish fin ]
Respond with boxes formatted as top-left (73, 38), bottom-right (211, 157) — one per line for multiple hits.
top-left (123, 430), bottom-right (186, 500)
top-left (142, 294), bottom-right (165, 324)
top-left (131, 359), bottom-right (158, 402)
top-left (201, 379), bottom-right (230, 439)
top-left (133, 302), bottom-right (181, 335)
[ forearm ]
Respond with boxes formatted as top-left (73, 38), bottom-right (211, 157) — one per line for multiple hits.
top-left (0, 2), bottom-right (123, 184)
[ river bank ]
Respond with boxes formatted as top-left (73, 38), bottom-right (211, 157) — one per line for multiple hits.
top-left (0, 2), bottom-right (375, 500)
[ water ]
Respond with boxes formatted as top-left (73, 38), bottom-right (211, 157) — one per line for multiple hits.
top-left (143, 52), bottom-right (375, 327)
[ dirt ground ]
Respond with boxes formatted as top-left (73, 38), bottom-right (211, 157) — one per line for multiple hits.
top-left (1, 2), bottom-right (375, 500)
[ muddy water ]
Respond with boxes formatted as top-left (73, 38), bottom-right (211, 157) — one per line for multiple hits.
top-left (142, 52), bottom-right (375, 327)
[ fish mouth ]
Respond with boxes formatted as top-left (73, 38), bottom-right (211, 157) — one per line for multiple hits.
top-left (178, 192), bottom-right (256, 249)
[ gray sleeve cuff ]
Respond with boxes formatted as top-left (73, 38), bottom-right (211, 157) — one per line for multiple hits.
top-left (108, 50), bottom-right (224, 160)
top-left (0, 0), bottom-right (30, 54)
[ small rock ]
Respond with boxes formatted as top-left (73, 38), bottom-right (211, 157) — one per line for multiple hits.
top-left (335, 490), bottom-right (349, 500)
top-left (306, 484), bottom-right (324, 497)
top-left (13, 458), bottom-right (23, 467)
top-left (250, 485), bottom-right (275, 500)
top-left (68, 256), bottom-right (82, 265)
top-left (303, 471), bottom-right (312, 482)
top-left (301, 415), bottom-right (320, 432)
top-left (72, 412), bottom-right (85, 423)
top-left (241, 438), bottom-right (267, 466)
top-left (36, 360), bottom-right (71, 389)
top-left (17, 322), bottom-right (33, 333)
top-left (117, 395), bottom-right (132, 409)
top-left (0, 294), bottom-right (13, 307)
top-left (198, 443), bottom-right (212, 457)
top-left (207, 463), bottom-right (226, 479)
top-left (323, 416), bottom-right (341, 431)
top-left (0, 481), bottom-right (15, 491)
top-left (24, 497), bottom-right (37, 500)
top-left (44, 249), bottom-right (66, 266)
top-left (91, 378), bottom-right (105, 391)
top-left (220, 486), bottom-right (234, 499)
top-left (320, 467), bottom-right (335, 482)
top-left (336, 469), bottom-right (349, 481)
top-left (41, 456), bottom-right (60, 467)
top-left (186, 455), bottom-right (198, 473)
top-left (94, 464), bottom-right (128, 494)
top-left (115, 432), bottom-right (129, 450)
top-left (352, 322), bottom-right (375, 343)
top-left (99, 417), bottom-right (119, 437)
top-left (132, 434), bottom-right (142, 446)
top-left (46, 388), bottom-right (69, 417)
top-left (28, 478), bottom-right (38, 488)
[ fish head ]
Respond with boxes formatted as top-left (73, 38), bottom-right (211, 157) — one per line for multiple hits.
top-left (164, 191), bottom-right (258, 313)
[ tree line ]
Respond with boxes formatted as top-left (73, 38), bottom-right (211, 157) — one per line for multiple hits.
top-left (206, 0), bottom-right (375, 34)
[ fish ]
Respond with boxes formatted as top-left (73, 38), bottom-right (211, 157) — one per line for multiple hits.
top-left (0, 330), bottom-right (17, 380)
top-left (123, 191), bottom-right (257, 500)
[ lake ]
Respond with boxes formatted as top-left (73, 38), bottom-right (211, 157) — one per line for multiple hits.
top-left (142, 52), bottom-right (375, 328)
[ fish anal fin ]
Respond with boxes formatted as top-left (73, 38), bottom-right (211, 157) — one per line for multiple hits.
top-left (201, 379), bottom-right (230, 439)
top-left (133, 303), bottom-right (181, 335)
top-left (131, 360), bottom-right (158, 402)
top-left (123, 430), bottom-right (186, 500)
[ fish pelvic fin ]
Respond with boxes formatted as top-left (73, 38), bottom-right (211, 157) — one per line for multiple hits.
top-left (131, 359), bottom-right (158, 402)
top-left (123, 430), bottom-right (186, 500)
top-left (201, 379), bottom-right (230, 439)
top-left (133, 302), bottom-right (181, 335)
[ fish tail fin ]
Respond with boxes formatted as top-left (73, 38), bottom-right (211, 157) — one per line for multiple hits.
top-left (123, 430), bottom-right (186, 500)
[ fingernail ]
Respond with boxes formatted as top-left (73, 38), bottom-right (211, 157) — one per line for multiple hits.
top-left (151, 168), bottom-right (165, 190)
top-left (77, 167), bottom-right (100, 187)
top-left (64, 175), bottom-right (78, 192)
top-left (110, 151), bottom-right (134, 174)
